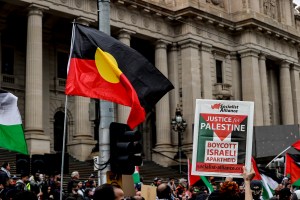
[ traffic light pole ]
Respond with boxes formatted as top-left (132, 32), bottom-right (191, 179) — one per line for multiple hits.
top-left (97, 0), bottom-right (113, 186)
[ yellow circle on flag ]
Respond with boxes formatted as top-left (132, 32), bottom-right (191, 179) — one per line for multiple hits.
top-left (95, 47), bottom-right (122, 83)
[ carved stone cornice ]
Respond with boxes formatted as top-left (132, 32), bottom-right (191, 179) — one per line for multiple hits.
top-left (238, 49), bottom-right (260, 58)
top-left (178, 39), bottom-right (200, 49)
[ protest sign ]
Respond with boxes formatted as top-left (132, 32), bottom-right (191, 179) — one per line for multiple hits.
top-left (192, 99), bottom-right (254, 177)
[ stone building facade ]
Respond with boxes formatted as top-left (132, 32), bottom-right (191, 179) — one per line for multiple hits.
top-left (0, 0), bottom-right (300, 167)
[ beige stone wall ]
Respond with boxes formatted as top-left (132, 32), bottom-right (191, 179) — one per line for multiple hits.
top-left (1, 0), bottom-right (300, 163)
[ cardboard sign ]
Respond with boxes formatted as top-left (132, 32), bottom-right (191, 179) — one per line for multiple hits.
top-left (106, 172), bottom-right (136, 197)
top-left (141, 185), bottom-right (156, 200)
top-left (192, 99), bottom-right (254, 178)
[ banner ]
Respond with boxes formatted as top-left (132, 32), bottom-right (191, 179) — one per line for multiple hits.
top-left (192, 99), bottom-right (254, 177)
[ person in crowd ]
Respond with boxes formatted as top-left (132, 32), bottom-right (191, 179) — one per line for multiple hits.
top-left (168, 177), bottom-right (176, 193)
top-left (175, 178), bottom-right (188, 199)
top-left (157, 183), bottom-right (172, 200)
top-left (292, 190), bottom-right (300, 200)
top-left (93, 183), bottom-right (124, 200)
top-left (279, 188), bottom-right (292, 200)
top-left (0, 162), bottom-right (11, 191)
top-left (250, 180), bottom-right (263, 200)
top-left (68, 171), bottom-right (80, 194)
top-left (84, 174), bottom-right (96, 189)
top-left (84, 188), bottom-right (94, 200)
top-left (151, 177), bottom-right (161, 187)
top-left (66, 181), bottom-right (84, 200)
top-left (77, 181), bottom-right (85, 198)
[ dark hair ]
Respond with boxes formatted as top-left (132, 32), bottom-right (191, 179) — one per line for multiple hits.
top-left (93, 184), bottom-right (115, 200)
top-left (1, 162), bottom-right (9, 169)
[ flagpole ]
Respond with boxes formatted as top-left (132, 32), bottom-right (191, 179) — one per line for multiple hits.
top-left (97, 0), bottom-right (113, 185)
top-left (265, 146), bottom-right (291, 168)
top-left (60, 21), bottom-right (76, 200)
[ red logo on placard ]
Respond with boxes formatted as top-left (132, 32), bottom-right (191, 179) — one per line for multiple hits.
top-left (211, 103), bottom-right (221, 110)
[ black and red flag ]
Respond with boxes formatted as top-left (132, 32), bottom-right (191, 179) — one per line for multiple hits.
top-left (65, 23), bottom-right (173, 129)
top-left (285, 153), bottom-right (300, 186)
top-left (291, 140), bottom-right (300, 151)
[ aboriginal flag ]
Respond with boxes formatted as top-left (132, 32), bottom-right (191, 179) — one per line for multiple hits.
top-left (65, 24), bottom-right (173, 129)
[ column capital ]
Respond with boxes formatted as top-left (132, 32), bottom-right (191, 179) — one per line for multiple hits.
top-left (280, 60), bottom-right (292, 69)
top-left (258, 53), bottom-right (267, 61)
top-left (28, 4), bottom-right (49, 16)
top-left (76, 17), bottom-right (95, 26)
top-left (178, 39), bottom-right (200, 49)
top-left (291, 64), bottom-right (300, 71)
top-left (229, 52), bottom-right (239, 60)
top-left (118, 28), bottom-right (136, 40)
top-left (238, 48), bottom-right (260, 58)
top-left (155, 39), bottom-right (170, 49)
top-left (169, 43), bottom-right (178, 51)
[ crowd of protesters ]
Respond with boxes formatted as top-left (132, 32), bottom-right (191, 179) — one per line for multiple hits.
top-left (0, 161), bottom-right (300, 200)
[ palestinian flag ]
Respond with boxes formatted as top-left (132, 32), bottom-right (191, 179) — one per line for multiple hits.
top-left (132, 166), bottom-right (140, 184)
top-left (65, 23), bottom-right (174, 129)
top-left (252, 157), bottom-right (274, 199)
top-left (188, 159), bottom-right (213, 193)
top-left (195, 101), bottom-right (250, 175)
top-left (0, 90), bottom-right (28, 155)
top-left (285, 153), bottom-right (300, 186)
top-left (292, 140), bottom-right (300, 151)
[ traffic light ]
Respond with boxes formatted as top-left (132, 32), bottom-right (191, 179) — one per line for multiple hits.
top-left (110, 122), bottom-right (142, 175)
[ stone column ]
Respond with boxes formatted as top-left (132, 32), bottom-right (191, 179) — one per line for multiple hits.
top-left (268, 68), bottom-right (280, 125)
top-left (68, 18), bottom-right (96, 161)
top-left (280, 61), bottom-right (294, 124)
top-left (117, 29), bottom-right (133, 124)
top-left (200, 43), bottom-right (213, 99)
top-left (291, 65), bottom-right (300, 124)
top-left (239, 49), bottom-right (263, 125)
top-left (25, 4), bottom-right (50, 155)
top-left (230, 52), bottom-right (241, 100)
top-left (180, 39), bottom-right (201, 148)
top-left (168, 43), bottom-right (180, 145)
top-left (258, 54), bottom-right (271, 125)
top-left (154, 40), bottom-right (171, 149)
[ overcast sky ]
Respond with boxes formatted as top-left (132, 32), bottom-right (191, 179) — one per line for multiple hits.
top-left (295, 0), bottom-right (300, 6)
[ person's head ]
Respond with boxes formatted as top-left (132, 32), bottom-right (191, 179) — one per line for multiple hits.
top-left (78, 181), bottom-right (83, 189)
top-left (71, 171), bottom-right (79, 180)
top-left (129, 196), bottom-right (145, 200)
top-left (93, 184), bottom-right (124, 200)
top-left (250, 180), bottom-right (263, 200)
top-left (220, 181), bottom-right (239, 197)
top-left (85, 188), bottom-right (94, 197)
top-left (157, 183), bottom-right (172, 199)
top-left (291, 190), bottom-right (300, 200)
top-left (279, 188), bottom-right (292, 200)
top-left (21, 173), bottom-right (29, 182)
top-left (179, 178), bottom-right (188, 188)
top-left (1, 162), bottom-right (10, 171)
top-left (71, 180), bottom-right (79, 194)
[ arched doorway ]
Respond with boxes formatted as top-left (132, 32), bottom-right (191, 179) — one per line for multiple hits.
top-left (54, 111), bottom-right (67, 152)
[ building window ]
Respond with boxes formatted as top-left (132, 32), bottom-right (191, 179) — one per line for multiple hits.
top-left (57, 51), bottom-right (68, 79)
top-left (216, 60), bottom-right (223, 83)
top-left (1, 47), bottom-right (14, 75)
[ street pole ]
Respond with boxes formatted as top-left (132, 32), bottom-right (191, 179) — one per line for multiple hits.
top-left (97, 0), bottom-right (114, 186)
top-left (178, 130), bottom-right (182, 174)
